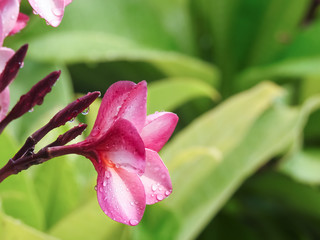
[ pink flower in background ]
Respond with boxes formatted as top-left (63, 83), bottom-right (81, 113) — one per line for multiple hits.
top-left (0, 47), bottom-right (14, 121)
top-left (64, 81), bottom-right (178, 225)
top-left (0, 0), bottom-right (29, 46)
top-left (28, 0), bottom-right (72, 27)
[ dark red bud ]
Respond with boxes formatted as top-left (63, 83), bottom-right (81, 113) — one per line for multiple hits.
top-left (0, 44), bottom-right (28, 93)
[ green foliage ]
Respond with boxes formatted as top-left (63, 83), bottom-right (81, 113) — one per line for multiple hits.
top-left (1, 0), bottom-right (320, 239)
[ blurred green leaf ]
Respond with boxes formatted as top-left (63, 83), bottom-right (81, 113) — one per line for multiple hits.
top-left (0, 211), bottom-right (57, 240)
top-left (0, 131), bottom-right (44, 230)
top-left (33, 156), bottom-right (81, 230)
top-left (147, 78), bottom-right (219, 114)
top-left (14, 32), bottom-right (218, 85)
top-left (236, 57), bottom-right (320, 90)
top-left (49, 199), bottom-right (124, 240)
top-left (280, 148), bottom-right (320, 185)
top-left (243, 0), bottom-right (310, 66)
top-left (8, 0), bottom-right (219, 85)
top-left (162, 82), bottom-right (283, 155)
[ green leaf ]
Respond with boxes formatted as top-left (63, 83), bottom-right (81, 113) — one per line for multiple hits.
top-left (33, 156), bottom-right (81, 230)
top-left (8, 0), bottom-right (219, 85)
top-left (13, 32), bottom-right (218, 85)
top-left (147, 78), bottom-right (220, 114)
top-left (243, 0), bottom-right (310, 66)
top-left (162, 82), bottom-right (283, 156)
top-left (49, 199), bottom-right (124, 240)
top-left (0, 211), bottom-right (57, 240)
top-left (280, 148), bottom-right (320, 185)
top-left (236, 57), bottom-right (320, 90)
top-left (0, 131), bottom-right (45, 230)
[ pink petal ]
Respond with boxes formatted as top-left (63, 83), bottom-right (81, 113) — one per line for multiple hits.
top-left (28, 0), bottom-right (65, 27)
top-left (96, 166), bottom-right (146, 225)
top-left (0, 87), bottom-right (9, 121)
top-left (64, 0), bottom-right (72, 6)
top-left (0, 0), bottom-right (20, 44)
top-left (0, 47), bottom-right (15, 121)
top-left (117, 81), bottom-right (147, 132)
top-left (141, 112), bottom-right (178, 152)
top-left (9, 13), bottom-right (29, 35)
top-left (94, 118), bottom-right (146, 175)
top-left (0, 47), bottom-right (14, 72)
top-left (90, 81), bottom-right (147, 138)
top-left (140, 149), bottom-right (172, 205)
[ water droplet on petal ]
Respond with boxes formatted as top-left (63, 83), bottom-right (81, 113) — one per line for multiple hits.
top-left (129, 219), bottom-right (139, 226)
top-left (151, 184), bottom-right (158, 191)
top-left (19, 62), bottom-right (24, 68)
top-left (156, 194), bottom-right (164, 201)
top-left (165, 190), bottom-right (171, 196)
top-left (33, 10), bottom-right (38, 15)
top-left (28, 108), bottom-right (34, 113)
top-left (52, 8), bottom-right (64, 17)
top-left (130, 201), bottom-right (134, 206)
top-left (103, 181), bottom-right (107, 187)
top-left (94, 185), bottom-right (97, 191)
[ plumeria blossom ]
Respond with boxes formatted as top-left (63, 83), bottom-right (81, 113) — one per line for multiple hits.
top-left (28, 0), bottom-right (73, 27)
top-left (0, 47), bottom-right (14, 121)
top-left (61, 81), bottom-right (178, 225)
top-left (0, 0), bottom-right (29, 46)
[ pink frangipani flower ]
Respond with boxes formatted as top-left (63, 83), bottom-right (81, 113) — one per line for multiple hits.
top-left (28, 0), bottom-right (72, 27)
top-left (60, 81), bottom-right (178, 225)
top-left (0, 0), bottom-right (29, 46)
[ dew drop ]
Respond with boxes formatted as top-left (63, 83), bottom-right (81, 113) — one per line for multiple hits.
top-left (129, 219), bottom-right (139, 226)
top-left (130, 201), bottom-right (134, 206)
top-left (82, 107), bottom-right (90, 115)
top-left (19, 62), bottom-right (24, 68)
top-left (156, 194), bottom-right (164, 201)
top-left (165, 190), bottom-right (171, 196)
top-left (94, 185), bottom-right (97, 191)
top-left (151, 184), bottom-right (158, 191)
top-left (33, 10), bottom-right (38, 15)
top-left (28, 108), bottom-right (34, 113)
top-left (52, 7), bottom-right (63, 17)
top-left (103, 181), bottom-right (107, 187)
top-left (68, 117), bottom-right (75, 123)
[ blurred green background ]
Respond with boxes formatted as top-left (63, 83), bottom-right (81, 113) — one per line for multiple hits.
top-left (1, 0), bottom-right (320, 239)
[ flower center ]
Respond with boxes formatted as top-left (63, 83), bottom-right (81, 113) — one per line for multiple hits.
top-left (100, 152), bottom-right (115, 168)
